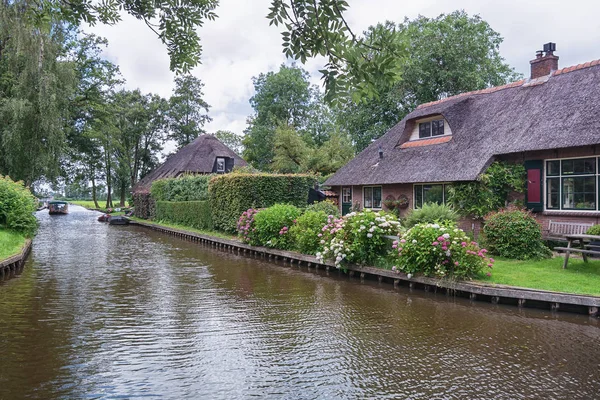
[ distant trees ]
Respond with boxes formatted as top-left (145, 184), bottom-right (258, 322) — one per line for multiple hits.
top-left (168, 75), bottom-right (212, 149)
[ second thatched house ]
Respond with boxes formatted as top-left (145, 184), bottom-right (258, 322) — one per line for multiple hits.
top-left (325, 43), bottom-right (600, 236)
top-left (133, 134), bottom-right (247, 217)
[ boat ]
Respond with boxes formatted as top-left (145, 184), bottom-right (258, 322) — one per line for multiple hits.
top-left (48, 201), bottom-right (69, 215)
top-left (97, 214), bottom-right (111, 222)
top-left (108, 216), bottom-right (130, 225)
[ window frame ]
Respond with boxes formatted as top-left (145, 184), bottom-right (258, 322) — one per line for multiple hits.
top-left (413, 183), bottom-right (450, 209)
top-left (363, 186), bottom-right (382, 209)
top-left (544, 156), bottom-right (599, 212)
top-left (216, 157), bottom-right (226, 173)
top-left (418, 118), bottom-right (445, 139)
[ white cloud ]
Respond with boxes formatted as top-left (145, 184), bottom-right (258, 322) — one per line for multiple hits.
top-left (85, 0), bottom-right (600, 143)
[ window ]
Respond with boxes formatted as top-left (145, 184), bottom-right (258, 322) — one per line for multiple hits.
top-left (216, 157), bottom-right (225, 173)
top-left (546, 157), bottom-right (598, 211)
top-left (418, 119), bottom-right (445, 139)
top-left (363, 186), bottom-right (382, 209)
top-left (342, 187), bottom-right (352, 203)
top-left (414, 184), bottom-right (449, 208)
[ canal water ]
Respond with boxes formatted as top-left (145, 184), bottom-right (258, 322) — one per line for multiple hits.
top-left (1, 206), bottom-right (599, 399)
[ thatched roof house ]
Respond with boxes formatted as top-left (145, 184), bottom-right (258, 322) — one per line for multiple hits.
top-left (134, 134), bottom-right (247, 193)
top-left (325, 43), bottom-right (600, 234)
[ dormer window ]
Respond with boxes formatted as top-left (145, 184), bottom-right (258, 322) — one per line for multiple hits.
top-left (216, 157), bottom-right (225, 173)
top-left (419, 119), bottom-right (445, 138)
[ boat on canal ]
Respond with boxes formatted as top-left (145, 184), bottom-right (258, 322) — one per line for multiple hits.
top-left (48, 201), bottom-right (69, 215)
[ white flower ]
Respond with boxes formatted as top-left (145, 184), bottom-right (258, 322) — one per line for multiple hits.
top-left (445, 250), bottom-right (451, 257)
top-left (432, 224), bottom-right (440, 229)
top-left (443, 233), bottom-right (450, 239)
top-left (320, 240), bottom-right (325, 244)
top-left (367, 233), bottom-right (373, 238)
top-left (360, 225), bottom-right (366, 230)
top-left (412, 239), bottom-right (417, 244)
top-left (407, 273), bottom-right (413, 279)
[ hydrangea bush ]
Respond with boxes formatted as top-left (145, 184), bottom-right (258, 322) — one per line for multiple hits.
top-left (252, 204), bottom-right (302, 250)
top-left (316, 210), bottom-right (402, 268)
top-left (289, 210), bottom-right (329, 254)
top-left (392, 223), bottom-right (492, 279)
top-left (237, 208), bottom-right (260, 245)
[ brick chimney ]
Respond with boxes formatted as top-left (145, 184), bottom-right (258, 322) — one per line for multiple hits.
top-left (530, 42), bottom-right (559, 79)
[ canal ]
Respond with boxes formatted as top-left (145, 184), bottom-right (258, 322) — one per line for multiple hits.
top-left (1, 206), bottom-right (599, 399)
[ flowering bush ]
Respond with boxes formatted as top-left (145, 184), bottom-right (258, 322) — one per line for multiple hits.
top-left (253, 204), bottom-right (302, 250)
top-left (483, 207), bottom-right (551, 260)
top-left (289, 210), bottom-right (329, 254)
top-left (392, 223), bottom-right (492, 279)
top-left (316, 210), bottom-right (402, 268)
top-left (237, 208), bottom-right (260, 244)
top-left (306, 200), bottom-right (339, 217)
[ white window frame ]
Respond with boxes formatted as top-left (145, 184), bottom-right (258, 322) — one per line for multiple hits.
top-left (543, 155), bottom-right (599, 212)
top-left (342, 187), bottom-right (352, 204)
top-left (418, 118), bottom-right (445, 139)
top-left (363, 186), bottom-right (382, 209)
top-left (216, 157), bottom-right (226, 173)
top-left (413, 183), bottom-right (450, 209)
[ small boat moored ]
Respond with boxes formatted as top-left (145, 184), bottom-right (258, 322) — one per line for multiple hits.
top-left (48, 201), bottom-right (69, 215)
top-left (108, 216), bottom-right (130, 226)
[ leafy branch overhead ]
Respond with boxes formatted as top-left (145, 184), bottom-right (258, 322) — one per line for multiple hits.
top-left (267, 0), bottom-right (405, 103)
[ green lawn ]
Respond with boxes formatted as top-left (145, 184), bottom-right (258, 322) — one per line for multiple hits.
top-left (70, 200), bottom-right (129, 214)
top-left (129, 217), bottom-right (238, 241)
top-left (476, 256), bottom-right (600, 296)
top-left (0, 230), bottom-right (27, 260)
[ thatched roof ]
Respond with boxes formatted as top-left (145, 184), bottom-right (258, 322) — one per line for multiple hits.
top-left (134, 134), bottom-right (247, 193)
top-left (325, 60), bottom-right (600, 186)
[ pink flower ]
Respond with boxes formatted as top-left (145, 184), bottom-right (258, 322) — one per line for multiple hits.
top-left (432, 241), bottom-right (439, 246)
top-left (486, 272), bottom-right (491, 277)
top-left (400, 239), bottom-right (406, 243)
top-left (442, 246), bottom-right (447, 251)
top-left (454, 261), bottom-right (459, 266)
top-left (317, 233), bottom-right (322, 237)
top-left (461, 242), bottom-right (467, 247)
top-left (489, 258), bottom-right (495, 263)
top-left (488, 263), bottom-right (493, 268)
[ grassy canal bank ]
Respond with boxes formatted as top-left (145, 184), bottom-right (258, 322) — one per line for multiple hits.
top-left (132, 218), bottom-right (600, 298)
top-left (0, 230), bottom-right (27, 261)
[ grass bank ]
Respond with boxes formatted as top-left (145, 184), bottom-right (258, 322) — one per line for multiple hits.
top-left (0, 230), bottom-right (27, 260)
top-left (129, 217), bottom-right (237, 241)
top-left (476, 256), bottom-right (600, 296)
top-left (70, 200), bottom-right (129, 215)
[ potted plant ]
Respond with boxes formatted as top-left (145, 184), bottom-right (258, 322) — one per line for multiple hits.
top-left (395, 194), bottom-right (409, 209)
top-left (586, 224), bottom-right (600, 257)
top-left (383, 195), bottom-right (397, 210)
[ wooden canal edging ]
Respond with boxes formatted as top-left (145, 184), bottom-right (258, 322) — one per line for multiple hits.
top-left (130, 220), bottom-right (600, 317)
top-left (0, 239), bottom-right (32, 280)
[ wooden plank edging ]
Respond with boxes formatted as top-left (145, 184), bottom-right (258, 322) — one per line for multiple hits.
top-left (130, 220), bottom-right (600, 315)
top-left (0, 239), bottom-right (32, 272)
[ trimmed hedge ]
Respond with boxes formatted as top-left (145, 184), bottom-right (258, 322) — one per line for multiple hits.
top-left (151, 175), bottom-right (211, 202)
top-left (210, 173), bottom-right (316, 232)
top-left (155, 201), bottom-right (213, 230)
top-left (0, 175), bottom-right (38, 235)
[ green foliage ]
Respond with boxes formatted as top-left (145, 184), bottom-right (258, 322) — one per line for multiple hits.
top-left (289, 210), bottom-right (328, 254)
top-left (0, 176), bottom-right (38, 235)
top-left (209, 173), bottom-right (316, 232)
top-left (317, 210), bottom-right (401, 267)
top-left (151, 175), bottom-right (211, 202)
top-left (253, 204), bottom-right (302, 250)
top-left (403, 203), bottom-right (459, 228)
top-left (483, 207), bottom-right (552, 260)
top-left (168, 75), bottom-right (212, 148)
top-left (133, 192), bottom-right (155, 219)
top-left (306, 200), bottom-right (340, 217)
top-left (272, 125), bottom-right (310, 173)
top-left (237, 208), bottom-right (260, 244)
top-left (392, 223), bottom-right (491, 279)
top-left (155, 201), bottom-right (213, 230)
top-left (214, 130), bottom-right (243, 154)
top-left (586, 225), bottom-right (600, 236)
top-left (448, 162), bottom-right (526, 218)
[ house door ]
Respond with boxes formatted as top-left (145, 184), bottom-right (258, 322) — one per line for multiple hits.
top-left (342, 187), bottom-right (352, 215)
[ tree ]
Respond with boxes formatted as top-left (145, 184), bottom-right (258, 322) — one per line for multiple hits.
top-left (0, 0), bottom-right (76, 186)
top-left (214, 130), bottom-right (243, 154)
top-left (271, 125), bottom-right (309, 173)
top-left (168, 74), bottom-right (212, 149)
top-left (305, 130), bottom-right (354, 175)
top-left (336, 11), bottom-right (522, 151)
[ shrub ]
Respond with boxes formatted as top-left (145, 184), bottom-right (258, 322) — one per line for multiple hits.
top-left (587, 225), bottom-right (600, 236)
top-left (0, 176), bottom-right (37, 235)
top-left (306, 200), bottom-right (339, 217)
top-left (209, 173), bottom-right (316, 232)
top-left (483, 207), bottom-right (551, 260)
top-left (151, 175), bottom-right (212, 202)
top-left (392, 223), bottom-right (492, 279)
top-left (133, 192), bottom-right (155, 219)
top-left (316, 210), bottom-right (402, 268)
top-left (155, 201), bottom-right (213, 230)
top-left (403, 203), bottom-right (459, 228)
top-left (289, 210), bottom-right (329, 254)
top-left (237, 208), bottom-right (260, 244)
top-left (253, 204), bottom-right (302, 250)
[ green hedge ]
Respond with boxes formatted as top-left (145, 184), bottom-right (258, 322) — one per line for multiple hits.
top-left (155, 201), bottom-right (213, 230)
top-left (151, 175), bottom-right (212, 202)
top-left (209, 173), bottom-right (316, 232)
top-left (0, 175), bottom-right (38, 235)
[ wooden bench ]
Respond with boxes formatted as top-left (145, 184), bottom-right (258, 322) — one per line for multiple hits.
top-left (546, 220), bottom-right (593, 240)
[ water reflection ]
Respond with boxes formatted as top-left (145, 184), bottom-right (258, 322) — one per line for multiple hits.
top-left (0, 206), bottom-right (598, 399)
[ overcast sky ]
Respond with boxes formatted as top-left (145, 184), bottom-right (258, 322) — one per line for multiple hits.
top-left (85, 0), bottom-right (600, 139)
